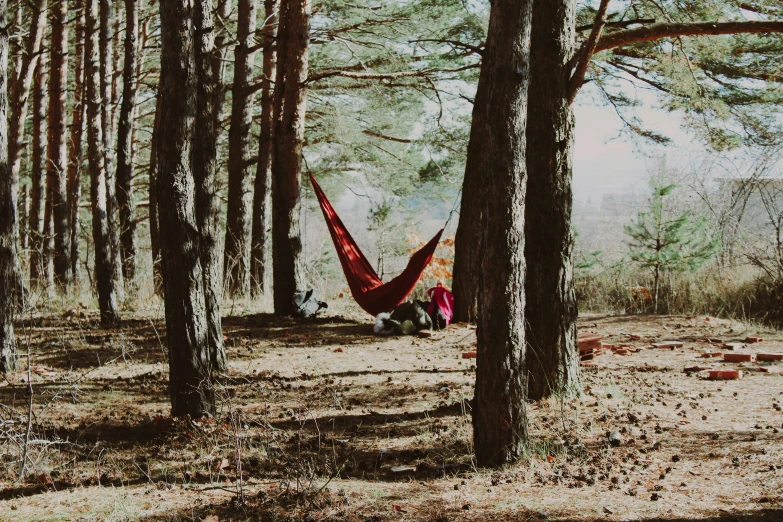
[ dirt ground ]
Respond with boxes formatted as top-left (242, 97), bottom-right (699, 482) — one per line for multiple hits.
top-left (1, 304), bottom-right (783, 521)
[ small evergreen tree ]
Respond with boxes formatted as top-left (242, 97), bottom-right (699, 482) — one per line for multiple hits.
top-left (625, 174), bottom-right (719, 313)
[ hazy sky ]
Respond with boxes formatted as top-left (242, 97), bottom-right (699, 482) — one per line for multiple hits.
top-left (572, 84), bottom-right (699, 204)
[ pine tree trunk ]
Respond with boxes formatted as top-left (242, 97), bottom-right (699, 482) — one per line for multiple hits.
top-left (0, 0), bottom-right (17, 373)
top-left (472, 0), bottom-right (532, 468)
top-left (524, 0), bottom-right (580, 401)
top-left (99, 0), bottom-right (124, 299)
top-left (68, 0), bottom-right (86, 284)
top-left (194, 0), bottom-right (227, 371)
top-left (158, 0), bottom-right (215, 418)
top-left (29, 49), bottom-right (48, 286)
top-left (48, 0), bottom-right (72, 289)
top-left (111, 4), bottom-right (122, 139)
top-left (19, 185), bottom-right (27, 252)
top-left (8, 0), bottom-right (46, 190)
top-left (223, 0), bottom-right (257, 297)
top-left (272, 0), bottom-right (309, 315)
top-left (148, 89), bottom-right (163, 294)
top-left (451, 150), bottom-right (482, 324)
top-left (251, 0), bottom-right (279, 297)
top-left (116, 0), bottom-right (138, 285)
top-left (85, 0), bottom-right (119, 325)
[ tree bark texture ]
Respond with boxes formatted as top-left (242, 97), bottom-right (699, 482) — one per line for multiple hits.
top-left (0, 0), bottom-right (17, 373)
top-left (116, 0), bottom-right (138, 284)
top-left (272, 0), bottom-right (309, 315)
top-left (251, 0), bottom-right (278, 297)
top-left (158, 0), bottom-right (215, 418)
top-left (148, 89), bottom-right (162, 294)
top-left (67, 0), bottom-right (86, 283)
top-left (193, 0), bottom-right (227, 371)
top-left (29, 48), bottom-right (48, 286)
top-left (223, 0), bottom-right (257, 297)
top-left (524, 0), bottom-right (581, 401)
top-left (471, 0), bottom-right (532, 468)
top-left (85, 0), bottom-right (119, 325)
top-left (99, 0), bottom-right (124, 298)
top-left (47, 0), bottom-right (71, 288)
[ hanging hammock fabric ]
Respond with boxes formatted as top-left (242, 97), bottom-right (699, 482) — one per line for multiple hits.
top-left (309, 173), bottom-right (443, 316)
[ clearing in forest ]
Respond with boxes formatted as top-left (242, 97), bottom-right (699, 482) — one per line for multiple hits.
top-left (1, 310), bottom-right (782, 521)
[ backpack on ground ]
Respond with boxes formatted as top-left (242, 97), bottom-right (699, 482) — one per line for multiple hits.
top-left (292, 289), bottom-right (328, 318)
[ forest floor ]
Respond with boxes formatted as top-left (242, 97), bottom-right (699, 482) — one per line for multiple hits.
top-left (1, 304), bottom-right (783, 521)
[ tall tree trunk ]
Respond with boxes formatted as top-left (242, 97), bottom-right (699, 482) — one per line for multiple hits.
top-left (148, 90), bottom-right (162, 294)
top-left (19, 185), bottom-right (27, 251)
top-left (111, 2), bottom-right (122, 139)
top-left (251, 0), bottom-right (278, 297)
top-left (67, 0), bottom-right (86, 284)
top-left (86, 0), bottom-right (119, 325)
top-left (99, 0), bottom-right (124, 299)
top-left (29, 48), bottom-right (48, 287)
top-left (47, 0), bottom-right (71, 289)
top-left (451, 158), bottom-right (481, 323)
top-left (158, 0), bottom-right (215, 418)
top-left (9, 0), bottom-right (46, 190)
top-left (272, 0), bottom-right (309, 315)
top-left (524, 0), bottom-right (580, 401)
top-left (223, 0), bottom-right (257, 297)
top-left (472, 0), bottom-right (532, 468)
top-left (193, 0), bottom-right (227, 371)
top-left (116, 0), bottom-right (138, 285)
top-left (0, 0), bottom-right (17, 373)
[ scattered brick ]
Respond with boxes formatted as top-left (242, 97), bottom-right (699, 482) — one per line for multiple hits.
top-left (744, 336), bottom-right (763, 343)
top-left (700, 352), bottom-right (723, 358)
top-left (615, 349), bottom-right (630, 355)
top-left (630, 334), bottom-right (642, 340)
top-left (709, 370), bottom-right (743, 380)
top-left (723, 353), bottom-right (755, 363)
top-left (462, 351), bottom-right (477, 359)
top-left (333, 347), bottom-right (344, 353)
top-left (757, 353), bottom-right (783, 362)
top-left (723, 343), bottom-right (743, 351)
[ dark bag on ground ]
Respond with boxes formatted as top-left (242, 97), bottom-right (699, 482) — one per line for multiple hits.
top-left (386, 301), bottom-right (432, 334)
top-left (292, 289), bottom-right (328, 318)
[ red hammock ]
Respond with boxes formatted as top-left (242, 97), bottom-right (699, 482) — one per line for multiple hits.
top-left (309, 173), bottom-right (443, 316)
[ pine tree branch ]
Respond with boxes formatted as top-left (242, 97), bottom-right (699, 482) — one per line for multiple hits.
top-left (576, 18), bottom-right (655, 32)
top-left (362, 129), bottom-right (414, 143)
top-left (306, 63), bottom-right (479, 83)
top-left (409, 38), bottom-right (484, 56)
top-left (595, 20), bottom-right (783, 53)
top-left (569, 0), bottom-right (612, 104)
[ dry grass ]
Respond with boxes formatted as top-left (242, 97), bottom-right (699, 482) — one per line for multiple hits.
top-left (1, 303), bottom-right (783, 521)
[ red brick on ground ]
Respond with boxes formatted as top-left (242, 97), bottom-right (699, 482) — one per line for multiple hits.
top-left (723, 353), bottom-right (755, 362)
top-left (709, 370), bottom-right (743, 380)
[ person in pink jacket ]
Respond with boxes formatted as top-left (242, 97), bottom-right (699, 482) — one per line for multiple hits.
top-left (427, 281), bottom-right (454, 329)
